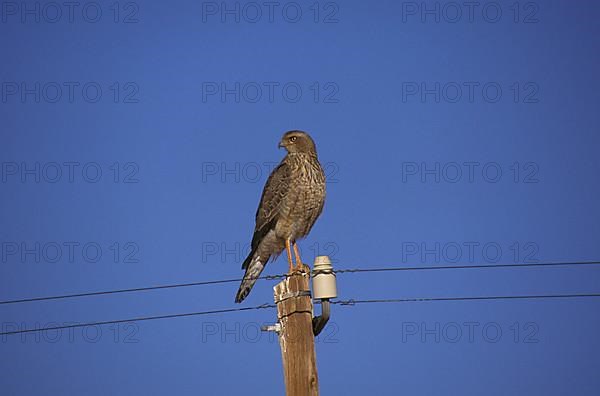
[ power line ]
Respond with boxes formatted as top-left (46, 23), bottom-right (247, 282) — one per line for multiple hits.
top-left (3, 293), bottom-right (599, 337)
top-left (1, 260), bottom-right (599, 306)
top-left (0, 303), bottom-right (275, 336)
top-left (0, 274), bottom-right (286, 306)
top-left (330, 293), bottom-right (600, 306)
top-left (334, 260), bottom-right (600, 274)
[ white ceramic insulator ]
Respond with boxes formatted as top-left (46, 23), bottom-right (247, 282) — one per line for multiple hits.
top-left (312, 255), bottom-right (337, 299)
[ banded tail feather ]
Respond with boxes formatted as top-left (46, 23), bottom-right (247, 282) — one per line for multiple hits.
top-left (235, 252), bottom-right (266, 303)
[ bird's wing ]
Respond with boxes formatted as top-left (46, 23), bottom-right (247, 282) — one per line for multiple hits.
top-left (250, 160), bottom-right (290, 249)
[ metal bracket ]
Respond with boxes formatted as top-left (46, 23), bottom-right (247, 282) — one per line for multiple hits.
top-left (312, 299), bottom-right (331, 336)
top-left (261, 323), bottom-right (281, 334)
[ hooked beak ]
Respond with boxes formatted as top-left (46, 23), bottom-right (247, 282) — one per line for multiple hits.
top-left (278, 141), bottom-right (285, 149)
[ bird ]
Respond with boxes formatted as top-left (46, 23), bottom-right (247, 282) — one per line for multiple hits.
top-left (235, 130), bottom-right (326, 303)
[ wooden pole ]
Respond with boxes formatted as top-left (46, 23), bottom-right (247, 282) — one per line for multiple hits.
top-left (274, 267), bottom-right (319, 396)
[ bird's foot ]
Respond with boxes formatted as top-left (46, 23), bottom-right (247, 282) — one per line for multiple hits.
top-left (294, 262), bottom-right (309, 273)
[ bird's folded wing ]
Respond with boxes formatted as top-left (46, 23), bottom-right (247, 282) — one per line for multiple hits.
top-left (250, 161), bottom-right (290, 247)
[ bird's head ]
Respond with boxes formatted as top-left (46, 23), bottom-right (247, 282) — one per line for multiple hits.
top-left (278, 130), bottom-right (317, 155)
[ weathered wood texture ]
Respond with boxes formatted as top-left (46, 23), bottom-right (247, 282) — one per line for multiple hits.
top-left (274, 269), bottom-right (319, 396)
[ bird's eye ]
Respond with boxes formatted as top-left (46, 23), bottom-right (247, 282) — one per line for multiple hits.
top-left (290, 136), bottom-right (297, 142)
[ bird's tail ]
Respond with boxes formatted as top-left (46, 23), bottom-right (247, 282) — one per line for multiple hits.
top-left (235, 252), bottom-right (266, 303)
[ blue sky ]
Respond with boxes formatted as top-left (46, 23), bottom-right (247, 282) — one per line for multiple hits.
top-left (1, 1), bottom-right (599, 395)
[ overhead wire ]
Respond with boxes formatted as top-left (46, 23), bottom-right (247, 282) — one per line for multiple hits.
top-left (1, 260), bottom-right (599, 306)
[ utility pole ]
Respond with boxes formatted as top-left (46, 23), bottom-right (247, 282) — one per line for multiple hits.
top-left (273, 266), bottom-right (319, 396)
top-left (264, 256), bottom-right (337, 396)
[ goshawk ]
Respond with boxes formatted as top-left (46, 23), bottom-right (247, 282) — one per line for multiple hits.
top-left (235, 131), bottom-right (326, 303)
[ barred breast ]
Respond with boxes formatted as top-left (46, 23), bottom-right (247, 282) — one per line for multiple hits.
top-left (275, 153), bottom-right (326, 241)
